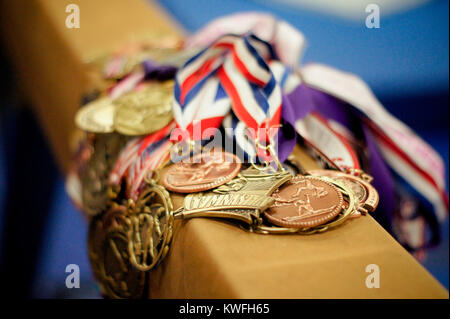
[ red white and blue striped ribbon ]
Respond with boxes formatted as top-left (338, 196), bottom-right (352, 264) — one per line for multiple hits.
top-left (173, 34), bottom-right (284, 162)
top-left (217, 35), bottom-right (281, 140)
top-left (126, 136), bottom-right (172, 200)
top-left (224, 60), bottom-right (361, 170)
top-left (223, 60), bottom-right (301, 160)
top-left (185, 12), bottom-right (306, 69)
top-left (109, 137), bottom-right (141, 185)
top-left (109, 121), bottom-right (175, 200)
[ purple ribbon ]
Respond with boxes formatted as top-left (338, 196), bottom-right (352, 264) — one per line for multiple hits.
top-left (142, 60), bottom-right (178, 81)
top-left (277, 84), bottom-right (316, 161)
top-left (279, 84), bottom-right (396, 228)
top-left (362, 125), bottom-right (396, 231)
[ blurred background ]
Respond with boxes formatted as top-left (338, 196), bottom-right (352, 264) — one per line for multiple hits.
top-left (0, 0), bottom-right (448, 298)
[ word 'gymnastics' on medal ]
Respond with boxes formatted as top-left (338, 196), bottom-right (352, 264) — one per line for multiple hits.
top-left (174, 167), bottom-right (292, 225)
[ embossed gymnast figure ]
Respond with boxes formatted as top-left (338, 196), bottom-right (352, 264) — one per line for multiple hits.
top-left (272, 179), bottom-right (337, 220)
top-left (172, 154), bottom-right (233, 183)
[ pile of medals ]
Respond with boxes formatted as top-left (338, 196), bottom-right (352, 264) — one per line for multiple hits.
top-left (74, 141), bottom-right (378, 298)
top-left (164, 152), bottom-right (378, 235)
top-left (69, 29), bottom-right (380, 299)
top-left (68, 13), bottom-right (446, 299)
top-left (72, 91), bottom-right (377, 298)
top-left (73, 121), bottom-right (378, 299)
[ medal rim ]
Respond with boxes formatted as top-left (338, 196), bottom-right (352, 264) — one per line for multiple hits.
top-left (75, 96), bottom-right (115, 133)
top-left (307, 169), bottom-right (379, 212)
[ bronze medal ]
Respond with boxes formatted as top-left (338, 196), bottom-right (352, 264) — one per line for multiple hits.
top-left (161, 151), bottom-right (242, 193)
top-left (254, 175), bottom-right (358, 235)
top-left (307, 169), bottom-right (379, 213)
top-left (264, 176), bottom-right (344, 228)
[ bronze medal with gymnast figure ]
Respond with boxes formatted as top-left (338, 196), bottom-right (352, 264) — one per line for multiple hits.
top-left (161, 151), bottom-right (242, 193)
top-left (264, 175), bottom-right (344, 229)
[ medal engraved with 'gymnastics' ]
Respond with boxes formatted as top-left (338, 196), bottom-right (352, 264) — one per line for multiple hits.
top-left (175, 167), bottom-right (292, 224)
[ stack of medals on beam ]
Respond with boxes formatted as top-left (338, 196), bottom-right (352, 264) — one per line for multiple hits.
top-left (69, 27), bottom-right (379, 300)
top-left (68, 14), bottom-right (447, 299)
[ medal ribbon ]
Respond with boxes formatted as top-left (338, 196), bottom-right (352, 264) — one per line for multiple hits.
top-left (295, 112), bottom-right (361, 171)
top-left (217, 36), bottom-right (281, 142)
top-left (174, 34), bottom-right (286, 163)
top-left (106, 59), bottom-right (179, 198)
top-left (108, 70), bottom-right (146, 99)
top-left (108, 60), bottom-right (178, 100)
top-left (127, 135), bottom-right (173, 199)
top-left (185, 12), bottom-right (306, 69)
top-left (299, 63), bottom-right (448, 220)
top-left (264, 60), bottom-right (361, 170)
top-left (223, 60), bottom-right (300, 162)
top-left (109, 121), bottom-right (175, 200)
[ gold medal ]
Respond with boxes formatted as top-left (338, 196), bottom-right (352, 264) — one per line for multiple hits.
top-left (174, 167), bottom-right (292, 225)
top-left (129, 181), bottom-right (174, 271)
top-left (88, 205), bottom-right (147, 299)
top-left (88, 180), bottom-right (174, 299)
top-left (80, 133), bottom-right (129, 217)
top-left (75, 96), bottom-right (115, 133)
top-left (113, 81), bottom-right (174, 136)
